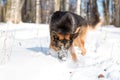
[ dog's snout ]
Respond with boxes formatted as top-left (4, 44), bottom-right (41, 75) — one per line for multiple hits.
top-left (61, 39), bottom-right (67, 45)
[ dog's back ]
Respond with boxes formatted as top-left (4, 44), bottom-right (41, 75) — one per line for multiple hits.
top-left (50, 11), bottom-right (102, 33)
top-left (50, 11), bottom-right (88, 34)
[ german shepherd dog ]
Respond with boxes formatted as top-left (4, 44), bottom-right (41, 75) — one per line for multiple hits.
top-left (49, 11), bottom-right (102, 61)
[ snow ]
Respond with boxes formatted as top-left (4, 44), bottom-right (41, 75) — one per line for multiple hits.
top-left (0, 23), bottom-right (120, 80)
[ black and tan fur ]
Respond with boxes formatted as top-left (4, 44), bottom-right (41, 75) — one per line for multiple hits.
top-left (49, 11), bottom-right (102, 61)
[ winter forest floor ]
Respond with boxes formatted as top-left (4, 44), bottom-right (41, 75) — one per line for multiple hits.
top-left (0, 23), bottom-right (120, 80)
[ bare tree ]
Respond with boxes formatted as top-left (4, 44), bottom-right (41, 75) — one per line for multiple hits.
top-left (113, 0), bottom-right (120, 27)
top-left (5, 0), bottom-right (12, 22)
top-left (54, 0), bottom-right (61, 11)
top-left (6, 0), bottom-right (24, 23)
top-left (22, 0), bottom-right (36, 23)
top-left (36, 0), bottom-right (41, 23)
top-left (76, 0), bottom-right (81, 15)
top-left (64, 0), bottom-right (69, 11)
top-left (0, 3), bottom-right (5, 22)
top-left (86, 0), bottom-right (99, 24)
top-left (103, 0), bottom-right (110, 25)
top-left (60, 0), bottom-right (69, 11)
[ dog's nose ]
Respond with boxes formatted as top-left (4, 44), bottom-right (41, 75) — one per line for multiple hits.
top-left (61, 39), bottom-right (67, 45)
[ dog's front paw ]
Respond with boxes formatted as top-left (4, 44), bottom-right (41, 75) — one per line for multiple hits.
top-left (81, 48), bottom-right (86, 56)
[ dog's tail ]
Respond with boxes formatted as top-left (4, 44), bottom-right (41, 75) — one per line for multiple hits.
top-left (88, 11), bottom-right (103, 31)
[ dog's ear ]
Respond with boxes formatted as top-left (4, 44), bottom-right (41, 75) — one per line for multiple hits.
top-left (51, 31), bottom-right (56, 36)
top-left (71, 27), bottom-right (80, 39)
top-left (51, 31), bottom-right (58, 36)
top-left (51, 31), bottom-right (59, 39)
top-left (70, 33), bottom-right (79, 39)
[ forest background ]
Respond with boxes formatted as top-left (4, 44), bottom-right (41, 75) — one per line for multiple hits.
top-left (0, 0), bottom-right (120, 27)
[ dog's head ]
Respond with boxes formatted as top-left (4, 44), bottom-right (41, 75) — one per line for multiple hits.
top-left (50, 31), bottom-right (79, 51)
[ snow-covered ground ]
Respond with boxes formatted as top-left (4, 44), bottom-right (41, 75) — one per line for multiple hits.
top-left (0, 23), bottom-right (120, 80)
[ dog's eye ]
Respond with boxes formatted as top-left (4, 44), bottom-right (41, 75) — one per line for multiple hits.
top-left (53, 35), bottom-right (59, 41)
top-left (60, 39), bottom-right (72, 45)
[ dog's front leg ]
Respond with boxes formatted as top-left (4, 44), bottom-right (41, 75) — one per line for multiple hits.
top-left (73, 35), bottom-right (86, 56)
top-left (78, 26), bottom-right (88, 56)
top-left (69, 44), bottom-right (77, 62)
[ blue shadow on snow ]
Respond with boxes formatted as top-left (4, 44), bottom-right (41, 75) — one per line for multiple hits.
top-left (27, 47), bottom-right (49, 55)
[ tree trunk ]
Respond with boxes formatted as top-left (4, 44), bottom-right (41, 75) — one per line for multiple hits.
top-left (36, 0), bottom-right (41, 23)
top-left (54, 0), bottom-right (60, 11)
top-left (46, 0), bottom-right (49, 23)
top-left (87, 0), bottom-right (99, 24)
top-left (113, 0), bottom-right (120, 27)
top-left (111, 0), bottom-right (114, 24)
top-left (64, 0), bottom-right (69, 11)
top-left (5, 0), bottom-right (24, 23)
top-left (0, 5), bottom-right (5, 22)
top-left (76, 0), bottom-right (81, 15)
top-left (0, 5), bottom-right (1, 22)
top-left (103, 0), bottom-right (110, 25)
top-left (5, 0), bottom-right (12, 22)
top-left (60, 0), bottom-right (69, 11)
